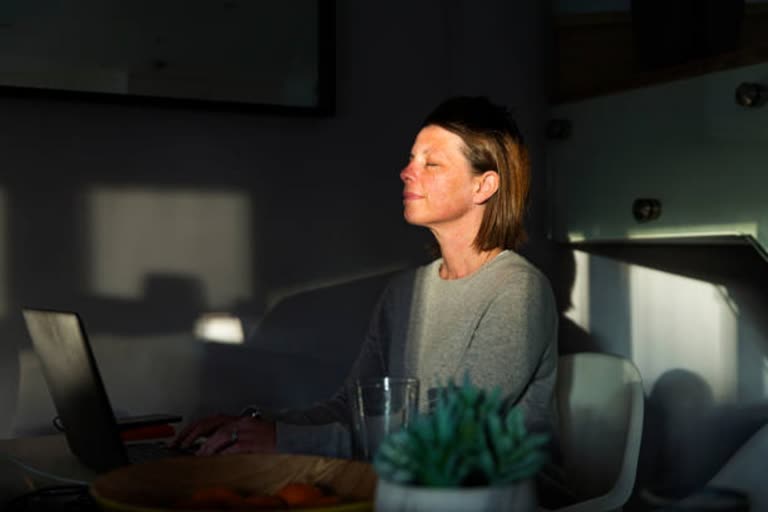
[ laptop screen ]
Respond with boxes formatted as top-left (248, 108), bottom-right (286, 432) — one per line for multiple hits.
top-left (22, 308), bottom-right (129, 472)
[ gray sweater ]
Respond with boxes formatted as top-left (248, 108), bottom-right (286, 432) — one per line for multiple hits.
top-left (270, 250), bottom-right (558, 457)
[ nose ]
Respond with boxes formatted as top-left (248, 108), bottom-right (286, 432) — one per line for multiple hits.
top-left (400, 162), bottom-right (415, 183)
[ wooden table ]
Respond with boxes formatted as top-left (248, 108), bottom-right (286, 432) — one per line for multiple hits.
top-left (0, 434), bottom-right (96, 506)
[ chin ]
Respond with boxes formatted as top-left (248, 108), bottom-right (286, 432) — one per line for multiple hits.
top-left (403, 211), bottom-right (427, 227)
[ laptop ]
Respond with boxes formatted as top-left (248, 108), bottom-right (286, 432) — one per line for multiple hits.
top-left (22, 307), bottom-right (189, 473)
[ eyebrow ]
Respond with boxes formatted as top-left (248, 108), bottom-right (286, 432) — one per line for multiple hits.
top-left (411, 146), bottom-right (446, 159)
top-left (425, 149), bottom-right (448, 161)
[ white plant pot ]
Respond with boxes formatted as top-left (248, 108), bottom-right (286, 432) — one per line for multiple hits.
top-left (374, 478), bottom-right (537, 512)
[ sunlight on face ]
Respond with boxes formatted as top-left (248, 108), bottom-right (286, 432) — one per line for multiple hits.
top-left (400, 125), bottom-right (479, 230)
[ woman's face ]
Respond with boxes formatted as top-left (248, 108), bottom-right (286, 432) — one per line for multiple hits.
top-left (400, 125), bottom-right (480, 229)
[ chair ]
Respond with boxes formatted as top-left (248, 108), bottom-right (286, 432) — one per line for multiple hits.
top-left (543, 353), bottom-right (645, 512)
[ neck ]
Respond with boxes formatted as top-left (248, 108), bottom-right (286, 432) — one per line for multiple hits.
top-left (429, 211), bottom-right (502, 279)
top-left (436, 242), bottom-right (503, 280)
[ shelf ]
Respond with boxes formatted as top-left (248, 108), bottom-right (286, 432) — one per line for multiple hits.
top-left (564, 235), bottom-right (768, 287)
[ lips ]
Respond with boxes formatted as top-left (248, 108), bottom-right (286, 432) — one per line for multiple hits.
top-left (403, 192), bottom-right (423, 201)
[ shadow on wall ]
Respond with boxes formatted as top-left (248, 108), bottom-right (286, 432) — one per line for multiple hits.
top-left (724, 283), bottom-right (768, 401)
top-left (75, 273), bottom-right (207, 335)
top-left (522, 239), bottom-right (599, 355)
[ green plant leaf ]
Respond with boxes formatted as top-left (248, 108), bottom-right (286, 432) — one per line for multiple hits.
top-left (372, 375), bottom-right (549, 488)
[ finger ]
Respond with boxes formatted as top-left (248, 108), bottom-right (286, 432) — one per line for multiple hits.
top-left (170, 422), bottom-right (200, 447)
top-left (196, 430), bottom-right (236, 456)
top-left (214, 422), bottom-right (274, 455)
top-left (216, 435), bottom-right (267, 455)
top-left (176, 417), bottom-right (229, 449)
top-left (217, 442), bottom-right (247, 455)
top-left (177, 423), bottom-right (212, 449)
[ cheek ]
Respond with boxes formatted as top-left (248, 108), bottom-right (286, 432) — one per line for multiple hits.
top-left (433, 177), bottom-right (473, 205)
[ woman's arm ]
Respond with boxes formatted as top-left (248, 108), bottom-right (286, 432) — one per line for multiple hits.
top-left (261, 284), bottom-right (394, 457)
top-left (267, 286), bottom-right (392, 425)
top-left (173, 282), bottom-right (393, 457)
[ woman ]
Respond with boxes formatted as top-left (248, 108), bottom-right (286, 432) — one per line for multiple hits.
top-left (174, 96), bottom-right (558, 458)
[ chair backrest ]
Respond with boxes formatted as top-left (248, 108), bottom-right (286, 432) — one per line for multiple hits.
top-left (557, 352), bottom-right (645, 504)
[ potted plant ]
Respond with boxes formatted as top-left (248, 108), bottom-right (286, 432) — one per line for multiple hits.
top-left (373, 377), bottom-right (549, 512)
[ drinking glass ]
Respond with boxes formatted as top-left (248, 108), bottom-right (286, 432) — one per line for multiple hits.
top-left (349, 377), bottom-right (419, 461)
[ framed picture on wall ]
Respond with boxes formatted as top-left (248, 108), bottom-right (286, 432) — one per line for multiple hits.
top-left (0, 0), bottom-right (335, 115)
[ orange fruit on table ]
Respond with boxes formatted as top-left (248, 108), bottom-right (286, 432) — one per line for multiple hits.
top-left (275, 482), bottom-right (325, 506)
top-left (173, 485), bottom-right (246, 509)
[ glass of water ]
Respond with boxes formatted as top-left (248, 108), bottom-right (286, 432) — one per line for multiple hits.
top-left (349, 377), bottom-right (419, 461)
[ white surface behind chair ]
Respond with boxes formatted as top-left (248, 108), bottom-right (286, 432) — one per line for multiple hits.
top-left (544, 353), bottom-right (645, 512)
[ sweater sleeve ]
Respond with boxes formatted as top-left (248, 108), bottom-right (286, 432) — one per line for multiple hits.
top-left (265, 284), bottom-right (392, 456)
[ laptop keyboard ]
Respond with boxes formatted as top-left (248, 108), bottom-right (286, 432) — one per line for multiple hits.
top-left (126, 442), bottom-right (192, 464)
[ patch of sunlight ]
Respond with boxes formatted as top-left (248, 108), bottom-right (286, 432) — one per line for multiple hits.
top-left (566, 223), bottom-right (758, 243)
top-left (629, 266), bottom-right (739, 404)
top-left (625, 222), bottom-right (758, 240)
top-left (565, 250), bottom-right (590, 331)
top-left (764, 358), bottom-right (768, 397)
top-left (86, 186), bottom-right (252, 310)
top-left (565, 231), bottom-right (586, 242)
top-left (194, 313), bottom-right (244, 344)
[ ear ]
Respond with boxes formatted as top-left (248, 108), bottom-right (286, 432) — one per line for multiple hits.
top-left (473, 170), bottom-right (499, 204)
